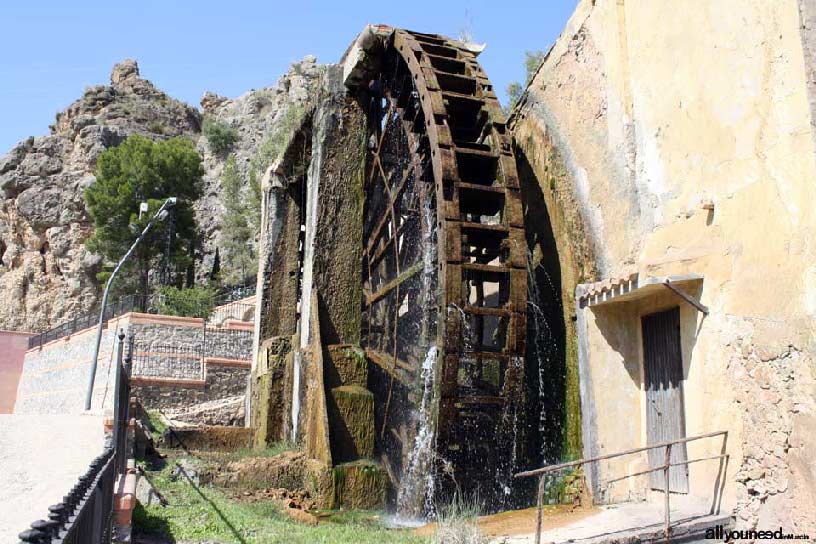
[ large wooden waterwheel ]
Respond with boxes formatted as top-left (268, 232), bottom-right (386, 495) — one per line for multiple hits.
top-left (360, 29), bottom-right (527, 510)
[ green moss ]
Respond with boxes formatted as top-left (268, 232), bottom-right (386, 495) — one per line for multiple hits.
top-left (145, 410), bottom-right (168, 437)
top-left (329, 461), bottom-right (387, 510)
top-left (541, 467), bottom-right (584, 504)
top-left (329, 385), bottom-right (374, 461)
top-left (327, 345), bottom-right (368, 388)
top-left (252, 373), bottom-right (268, 448)
top-left (563, 323), bottom-right (582, 460)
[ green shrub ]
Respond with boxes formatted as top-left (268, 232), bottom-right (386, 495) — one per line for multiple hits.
top-left (504, 50), bottom-right (546, 114)
top-left (155, 285), bottom-right (216, 319)
top-left (203, 119), bottom-right (238, 154)
top-left (148, 120), bottom-right (166, 134)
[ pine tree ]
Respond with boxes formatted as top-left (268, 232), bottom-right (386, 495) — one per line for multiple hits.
top-left (220, 155), bottom-right (257, 284)
top-left (84, 135), bottom-right (204, 298)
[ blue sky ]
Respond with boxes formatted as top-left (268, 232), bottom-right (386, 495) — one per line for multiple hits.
top-left (0, 0), bottom-right (577, 152)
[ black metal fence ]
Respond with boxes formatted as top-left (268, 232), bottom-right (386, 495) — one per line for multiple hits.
top-left (204, 326), bottom-right (254, 360)
top-left (132, 341), bottom-right (203, 380)
top-left (113, 334), bottom-right (133, 476)
top-left (27, 283), bottom-right (257, 350)
top-left (27, 295), bottom-right (150, 350)
top-left (129, 325), bottom-right (253, 381)
top-left (18, 332), bottom-right (133, 544)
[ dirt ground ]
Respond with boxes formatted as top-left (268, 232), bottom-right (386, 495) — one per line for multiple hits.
top-left (414, 505), bottom-right (598, 539)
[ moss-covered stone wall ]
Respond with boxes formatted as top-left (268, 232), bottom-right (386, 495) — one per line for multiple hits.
top-left (511, 117), bottom-right (600, 464)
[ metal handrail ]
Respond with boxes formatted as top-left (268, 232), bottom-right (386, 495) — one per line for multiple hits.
top-left (515, 430), bottom-right (729, 544)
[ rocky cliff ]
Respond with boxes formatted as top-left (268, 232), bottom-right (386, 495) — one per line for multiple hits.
top-left (0, 58), bottom-right (320, 330)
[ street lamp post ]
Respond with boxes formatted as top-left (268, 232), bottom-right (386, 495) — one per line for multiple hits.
top-left (84, 197), bottom-right (177, 411)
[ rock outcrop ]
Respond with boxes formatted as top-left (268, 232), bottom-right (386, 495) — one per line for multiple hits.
top-left (193, 55), bottom-right (321, 278)
top-left (0, 57), bottom-right (321, 330)
top-left (0, 59), bottom-right (200, 330)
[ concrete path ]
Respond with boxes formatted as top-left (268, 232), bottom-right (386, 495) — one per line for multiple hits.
top-left (493, 497), bottom-right (730, 543)
top-left (0, 414), bottom-right (105, 542)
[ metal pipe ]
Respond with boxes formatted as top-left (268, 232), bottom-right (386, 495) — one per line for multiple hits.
top-left (603, 453), bottom-right (730, 485)
top-left (84, 197), bottom-right (176, 410)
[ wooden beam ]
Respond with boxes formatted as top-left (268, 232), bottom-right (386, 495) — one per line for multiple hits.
top-left (365, 348), bottom-right (416, 374)
top-left (364, 348), bottom-right (413, 386)
top-left (365, 162), bottom-right (415, 258)
top-left (365, 261), bottom-right (423, 306)
top-left (367, 219), bottom-right (412, 270)
top-left (663, 280), bottom-right (709, 315)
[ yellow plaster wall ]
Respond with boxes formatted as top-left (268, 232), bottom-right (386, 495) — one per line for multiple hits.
top-left (515, 0), bottom-right (816, 531)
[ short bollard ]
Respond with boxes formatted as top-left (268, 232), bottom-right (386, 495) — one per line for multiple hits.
top-left (18, 525), bottom-right (47, 543)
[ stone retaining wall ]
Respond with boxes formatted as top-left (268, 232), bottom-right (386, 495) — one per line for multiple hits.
top-left (14, 317), bottom-right (128, 414)
top-left (128, 316), bottom-right (251, 426)
top-left (132, 364), bottom-right (248, 412)
top-left (14, 312), bottom-right (252, 423)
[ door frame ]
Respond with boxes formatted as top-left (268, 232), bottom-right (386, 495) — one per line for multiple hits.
top-left (640, 305), bottom-right (689, 493)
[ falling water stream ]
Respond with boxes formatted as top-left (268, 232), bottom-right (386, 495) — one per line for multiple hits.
top-left (291, 350), bottom-right (302, 439)
top-left (394, 184), bottom-right (440, 521)
top-left (527, 249), bottom-right (560, 464)
top-left (396, 346), bottom-right (439, 519)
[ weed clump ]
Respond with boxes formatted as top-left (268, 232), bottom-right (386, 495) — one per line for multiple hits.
top-left (434, 494), bottom-right (487, 544)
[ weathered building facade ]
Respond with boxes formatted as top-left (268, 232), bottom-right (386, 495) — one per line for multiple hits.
top-left (511, 0), bottom-right (816, 533)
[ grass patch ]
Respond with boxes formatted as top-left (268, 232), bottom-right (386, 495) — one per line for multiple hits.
top-left (225, 441), bottom-right (297, 461)
top-left (134, 452), bottom-right (428, 544)
top-left (145, 410), bottom-right (168, 437)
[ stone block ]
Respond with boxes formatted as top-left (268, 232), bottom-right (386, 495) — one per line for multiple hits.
top-left (162, 425), bottom-right (252, 451)
top-left (330, 461), bottom-right (387, 510)
top-left (328, 385), bottom-right (374, 462)
top-left (303, 459), bottom-right (387, 510)
top-left (325, 344), bottom-right (368, 388)
top-left (252, 336), bottom-right (293, 447)
top-left (303, 459), bottom-right (335, 509)
top-left (215, 451), bottom-right (308, 490)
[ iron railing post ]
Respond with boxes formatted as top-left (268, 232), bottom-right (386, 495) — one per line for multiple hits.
top-left (535, 474), bottom-right (544, 544)
top-left (515, 432), bottom-right (730, 542)
top-left (664, 443), bottom-right (672, 543)
top-left (111, 331), bottom-right (125, 475)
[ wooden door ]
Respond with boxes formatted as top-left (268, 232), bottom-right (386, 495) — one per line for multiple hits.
top-left (642, 307), bottom-right (689, 493)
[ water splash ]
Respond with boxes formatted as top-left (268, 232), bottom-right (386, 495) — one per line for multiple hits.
top-left (446, 303), bottom-right (474, 352)
top-left (495, 356), bottom-right (523, 505)
top-left (396, 346), bottom-right (439, 519)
